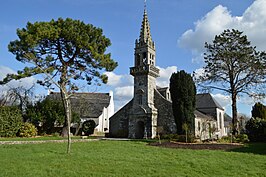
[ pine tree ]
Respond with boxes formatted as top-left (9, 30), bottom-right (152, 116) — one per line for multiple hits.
top-left (196, 29), bottom-right (266, 135)
top-left (0, 18), bottom-right (117, 153)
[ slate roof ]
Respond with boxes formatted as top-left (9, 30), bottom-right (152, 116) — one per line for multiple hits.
top-left (224, 113), bottom-right (232, 122)
top-left (196, 93), bottom-right (224, 110)
top-left (194, 110), bottom-right (214, 120)
top-left (48, 92), bottom-right (111, 118)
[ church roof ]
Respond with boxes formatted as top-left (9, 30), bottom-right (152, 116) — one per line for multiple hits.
top-left (196, 93), bottom-right (224, 110)
top-left (48, 92), bottom-right (111, 118)
top-left (139, 8), bottom-right (152, 42)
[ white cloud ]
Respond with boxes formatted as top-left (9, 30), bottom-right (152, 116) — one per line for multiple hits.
top-left (193, 67), bottom-right (205, 81)
top-left (156, 66), bottom-right (177, 87)
top-left (105, 72), bottom-right (123, 86)
top-left (178, 0), bottom-right (266, 63)
top-left (105, 72), bottom-right (133, 87)
top-left (0, 66), bottom-right (36, 92)
top-left (107, 66), bottom-right (178, 111)
top-left (114, 86), bottom-right (133, 100)
top-left (211, 93), bottom-right (231, 108)
top-left (113, 86), bottom-right (133, 111)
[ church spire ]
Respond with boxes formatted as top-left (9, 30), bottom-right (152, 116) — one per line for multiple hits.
top-left (139, 1), bottom-right (152, 43)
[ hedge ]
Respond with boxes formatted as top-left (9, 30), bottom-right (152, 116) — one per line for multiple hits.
top-left (0, 106), bottom-right (23, 137)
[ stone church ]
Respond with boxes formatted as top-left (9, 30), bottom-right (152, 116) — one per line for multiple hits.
top-left (109, 7), bottom-right (225, 139)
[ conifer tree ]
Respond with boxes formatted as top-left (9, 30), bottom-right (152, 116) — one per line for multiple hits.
top-left (251, 102), bottom-right (266, 120)
top-left (196, 29), bottom-right (266, 135)
top-left (170, 70), bottom-right (196, 135)
top-left (0, 18), bottom-right (117, 153)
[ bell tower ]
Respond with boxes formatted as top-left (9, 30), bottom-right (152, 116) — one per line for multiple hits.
top-left (128, 5), bottom-right (160, 139)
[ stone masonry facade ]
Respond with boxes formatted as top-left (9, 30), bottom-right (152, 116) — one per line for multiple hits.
top-left (109, 8), bottom-right (176, 139)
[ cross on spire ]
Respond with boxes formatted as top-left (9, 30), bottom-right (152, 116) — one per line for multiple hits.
top-left (144, 0), bottom-right (147, 12)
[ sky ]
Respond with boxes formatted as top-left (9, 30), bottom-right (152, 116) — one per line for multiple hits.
top-left (0, 0), bottom-right (265, 116)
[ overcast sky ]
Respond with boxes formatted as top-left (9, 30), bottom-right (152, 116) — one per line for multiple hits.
top-left (0, 0), bottom-right (265, 116)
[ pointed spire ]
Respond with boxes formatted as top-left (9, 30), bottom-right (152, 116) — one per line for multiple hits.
top-left (139, 0), bottom-right (152, 43)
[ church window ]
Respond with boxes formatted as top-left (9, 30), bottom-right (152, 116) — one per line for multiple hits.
top-left (138, 95), bottom-right (143, 105)
top-left (143, 52), bottom-right (147, 64)
top-left (136, 54), bottom-right (140, 65)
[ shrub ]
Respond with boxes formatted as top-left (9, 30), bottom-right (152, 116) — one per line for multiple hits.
top-left (218, 134), bottom-right (249, 144)
top-left (235, 134), bottom-right (249, 143)
top-left (177, 135), bottom-right (195, 143)
top-left (160, 134), bottom-right (195, 143)
top-left (245, 117), bottom-right (266, 142)
top-left (161, 134), bottom-right (179, 141)
top-left (19, 122), bottom-right (38, 137)
top-left (82, 120), bottom-right (96, 136)
top-left (0, 106), bottom-right (23, 137)
top-left (217, 136), bottom-right (232, 143)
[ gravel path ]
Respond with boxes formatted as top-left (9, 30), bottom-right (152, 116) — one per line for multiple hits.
top-left (0, 139), bottom-right (99, 145)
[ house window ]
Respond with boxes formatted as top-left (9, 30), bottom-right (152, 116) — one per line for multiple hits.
top-left (219, 112), bottom-right (222, 129)
top-left (202, 122), bottom-right (206, 130)
top-left (198, 121), bottom-right (201, 131)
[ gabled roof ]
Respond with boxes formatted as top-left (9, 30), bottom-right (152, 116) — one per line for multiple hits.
top-left (48, 92), bottom-right (111, 118)
top-left (194, 110), bottom-right (214, 120)
top-left (224, 113), bottom-right (232, 122)
top-left (196, 93), bottom-right (224, 110)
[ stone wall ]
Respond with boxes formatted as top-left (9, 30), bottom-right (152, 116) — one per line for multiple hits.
top-left (154, 89), bottom-right (176, 134)
top-left (109, 100), bottom-right (133, 138)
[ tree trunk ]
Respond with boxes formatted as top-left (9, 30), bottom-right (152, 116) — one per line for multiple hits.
top-left (60, 88), bottom-right (72, 154)
top-left (231, 93), bottom-right (238, 135)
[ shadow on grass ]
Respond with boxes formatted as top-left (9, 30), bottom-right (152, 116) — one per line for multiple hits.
top-left (229, 143), bottom-right (266, 155)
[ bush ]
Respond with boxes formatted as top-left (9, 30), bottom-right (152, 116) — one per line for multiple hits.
top-left (160, 134), bottom-right (195, 143)
top-left (0, 106), bottom-right (23, 137)
top-left (218, 134), bottom-right (249, 144)
top-left (217, 136), bottom-right (232, 143)
top-left (19, 122), bottom-right (38, 137)
top-left (161, 134), bottom-right (179, 141)
top-left (82, 120), bottom-right (96, 136)
top-left (235, 134), bottom-right (249, 143)
top-left (245, 118), bottom-right (266, 142)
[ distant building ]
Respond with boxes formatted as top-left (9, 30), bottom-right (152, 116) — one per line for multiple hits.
top-left (195, 93), bottom-right (225, 139)
top-left (109, 7), bottom-right (225, 139)
top-left (48, 91), bottom-right (114, 133)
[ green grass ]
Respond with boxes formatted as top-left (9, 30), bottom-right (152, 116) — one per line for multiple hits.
top-left (0, 136), bottom-right (95, 141)
top-left (0, 141), bottom-right (265, 177)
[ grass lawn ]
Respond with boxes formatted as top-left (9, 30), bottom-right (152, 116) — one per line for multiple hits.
top-left (0, 136), bottom-right (96, 141)
top-left (0, 140), bottom-right (265, 177)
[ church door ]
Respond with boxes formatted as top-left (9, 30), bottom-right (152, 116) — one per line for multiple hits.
top-left (135, 121), bottom-right (145, 139)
